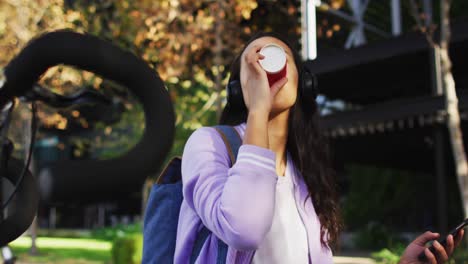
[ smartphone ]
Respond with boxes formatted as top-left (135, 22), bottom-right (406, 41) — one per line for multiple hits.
top-left (418, 218), bottom-right (468, 261)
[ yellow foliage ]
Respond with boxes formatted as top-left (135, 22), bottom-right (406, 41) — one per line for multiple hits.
top-left (1, 0), bottom-right (302, 147)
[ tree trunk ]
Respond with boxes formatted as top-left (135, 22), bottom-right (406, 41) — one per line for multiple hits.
top-left (439, 0), bottom-right (468, 219)
top-left (29, 215), bottom-right (38, 255)
top-left (213, 2), bottom-right (224, 121)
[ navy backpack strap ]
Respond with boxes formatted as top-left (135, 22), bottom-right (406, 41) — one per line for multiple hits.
top-left (189, 125), bottom-right (241, 264)
top-left (213, 125), bottom-right (242, 166)
top-left (190, 227), bottom-right (211, 264)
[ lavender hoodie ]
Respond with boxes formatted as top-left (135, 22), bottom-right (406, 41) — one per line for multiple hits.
top-left (174, 123), bottom-right (333, 264)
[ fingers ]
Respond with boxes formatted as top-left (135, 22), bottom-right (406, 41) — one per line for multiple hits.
top-left (245, 51), bottom-right (264, 65)
top-left (270, 77), bottom-right (288, 97)
top-left (454, 229), bottom-right (464, 247)
top-left (414, 231), bottom-right (440, 246)
top-left (445, 234), bottom-right (454, 256)
top-left (244, 45), bottom-right (266, 75)
top-left (432, 240), bottom-right (449, 262)
top-left (424, 248), bottom-right (438, 264)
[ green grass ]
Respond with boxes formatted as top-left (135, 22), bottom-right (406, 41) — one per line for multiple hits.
top-left (9, 236), bottom-right (112, 263)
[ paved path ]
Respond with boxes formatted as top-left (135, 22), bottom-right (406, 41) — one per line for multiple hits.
top-left (333, 256), bottom-right (377, 264)
top-left (333, 251), bottom-right (377, 264)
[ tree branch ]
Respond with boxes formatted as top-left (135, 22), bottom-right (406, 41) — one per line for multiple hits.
top-left (409, 0), bottom-right (435, 47)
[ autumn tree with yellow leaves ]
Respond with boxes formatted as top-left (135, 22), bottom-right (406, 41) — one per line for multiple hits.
top-left (0, 0), bottom-right (301, 161)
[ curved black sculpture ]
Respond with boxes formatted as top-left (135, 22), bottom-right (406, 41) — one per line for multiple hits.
top-left (0, 30), bottom-right (175, 245)
top-left (0, 158), bottom-right (39, 247)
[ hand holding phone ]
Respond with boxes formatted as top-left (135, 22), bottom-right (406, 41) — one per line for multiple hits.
top-left (417, 218), bottom-right (468, 261)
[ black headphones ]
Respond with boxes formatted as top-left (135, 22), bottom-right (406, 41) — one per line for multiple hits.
top-left (226, 66), bottom-right (318, 108)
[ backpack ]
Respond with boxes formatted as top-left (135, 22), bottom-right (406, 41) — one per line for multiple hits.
top-left (142, 125), bottom-right (242, 264)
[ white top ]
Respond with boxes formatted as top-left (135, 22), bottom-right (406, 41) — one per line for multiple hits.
top-left (251, 153), bottom-right (309, 264)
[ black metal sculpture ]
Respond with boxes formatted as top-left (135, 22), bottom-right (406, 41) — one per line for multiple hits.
top-left (0, 30), bottom-right (175, 247)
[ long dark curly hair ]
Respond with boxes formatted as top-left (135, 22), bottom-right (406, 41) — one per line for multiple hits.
top-left (219, 32), bottom-right (342, 248)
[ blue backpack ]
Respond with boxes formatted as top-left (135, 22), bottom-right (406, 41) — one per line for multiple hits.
top-left (142, 125), bottom-right (242, 264)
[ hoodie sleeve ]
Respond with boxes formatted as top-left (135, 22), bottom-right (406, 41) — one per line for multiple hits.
top-left (181, 126), bottom-right (278, 251)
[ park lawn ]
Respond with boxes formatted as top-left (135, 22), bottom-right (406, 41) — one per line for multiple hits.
top-left (9, 236), bottom-right (112, 264)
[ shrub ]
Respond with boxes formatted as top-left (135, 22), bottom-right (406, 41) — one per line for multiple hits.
top-left (342, 165), bottom-right (427, 231)
top-left (372, 243), bottom-right (468, 264)
top-left (92, 222), bottom-right (142, 241)
top-left (452, 243), bottom-right (468, 263)
top-left (354, 222), bottom-right (406, 250)
top-left (111, 233), bottom-right (143, 264)
top-left (371, 248), bottom-right (400, 264)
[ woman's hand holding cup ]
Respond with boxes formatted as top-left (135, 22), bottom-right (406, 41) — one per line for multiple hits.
top-left (240, 44), bottom-right (288, 115)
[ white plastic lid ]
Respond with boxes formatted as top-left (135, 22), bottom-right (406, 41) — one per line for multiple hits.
top-left (259, 44), bottom-right (287, 73)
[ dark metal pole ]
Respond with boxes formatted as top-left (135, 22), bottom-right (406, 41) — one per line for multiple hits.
top-left (0, 73), bottom-right (5, 224)
top-left (0, 145), bottom-right (4, 223)
top-left (434, 126), bottom-right (448, 234)
top-left (430, 45), bottom-right (448, 234)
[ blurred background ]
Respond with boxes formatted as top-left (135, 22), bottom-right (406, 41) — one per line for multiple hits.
top-left (1, 0), bottom-right (467, 263)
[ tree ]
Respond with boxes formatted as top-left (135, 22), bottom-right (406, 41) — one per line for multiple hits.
top-left (1, 0), bottom-right (303, 159)
top-left (1, 1), bottom-right (304, 232)
top-left (410, 0), bottom-right (468, 222)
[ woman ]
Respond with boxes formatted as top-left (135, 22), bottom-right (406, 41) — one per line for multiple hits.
top-left (174, 32), bottom-right (464, 264)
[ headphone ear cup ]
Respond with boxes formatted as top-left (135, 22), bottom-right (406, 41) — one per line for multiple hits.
top-left (301, 67), bottom-right (318, 101)
top-left (227, 80), bottom-right (243, 107)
